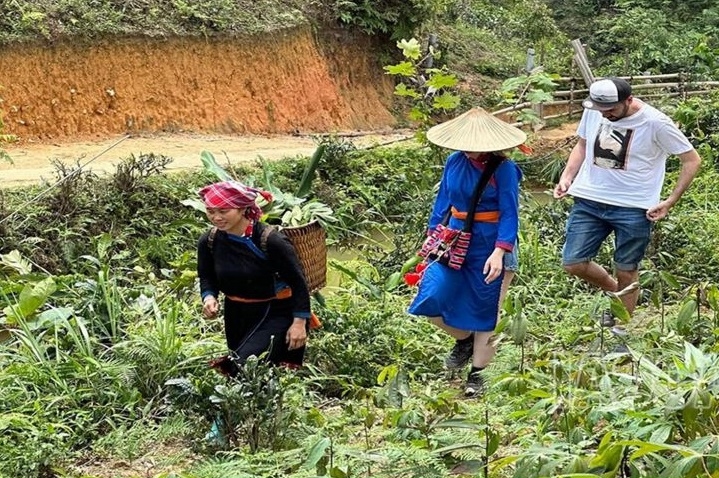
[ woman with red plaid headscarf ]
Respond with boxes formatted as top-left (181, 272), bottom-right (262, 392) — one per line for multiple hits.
top-left (197, 180), bottom-right (312, 371)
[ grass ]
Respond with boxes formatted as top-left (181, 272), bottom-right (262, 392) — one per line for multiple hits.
top-left (0, 0), bottom-right (311, 45)
top-left (1, 136), bottom-right (719, 477)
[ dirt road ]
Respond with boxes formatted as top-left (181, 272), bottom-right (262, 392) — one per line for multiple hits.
top-left (0, 130), bottom-right (414, 187)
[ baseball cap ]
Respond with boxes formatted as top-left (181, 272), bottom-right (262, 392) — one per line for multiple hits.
top-left (582, 77), bottom-right (632, 110)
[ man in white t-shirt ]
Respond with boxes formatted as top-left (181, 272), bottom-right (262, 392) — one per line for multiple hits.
top-left (553, 77), bottom-right (701, 334)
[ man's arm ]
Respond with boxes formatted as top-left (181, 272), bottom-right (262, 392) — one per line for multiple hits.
top-left (646, 149), bottom-right (701, 221)
top-left (553, 137), bottom-right (586, 199)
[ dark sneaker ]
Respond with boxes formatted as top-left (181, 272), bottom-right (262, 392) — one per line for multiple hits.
top-left (445, 336), bottom-right (473, 369)
top-left (610, 326), bottom-right (629, 337)
top-left (610, 343), bottom-right (630, 354)
top-left (598, 310), bottom-right (616, 328)
top-left (464, 371), bottom-right (485, 397)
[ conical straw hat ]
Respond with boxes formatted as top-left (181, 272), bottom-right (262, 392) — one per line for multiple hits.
top-left (426, 107), bottom-right (527, 152)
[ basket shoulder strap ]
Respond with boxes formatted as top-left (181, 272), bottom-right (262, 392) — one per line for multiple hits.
top-left (260, 224), bottom-right (279, 253)
top-left (208, 227), bottom-right (218, 253)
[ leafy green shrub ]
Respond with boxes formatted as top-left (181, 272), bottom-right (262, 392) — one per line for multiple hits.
top-left (320, 0), bottom-right (439, 39)
top-left (0, 0), bottom-right (308, 43)
top-left (590, 7), bottom-right (713, 74)
top-left (384, 37), bottom-right (460, 125)
top-left (306, 272), bottom-right (445, 397)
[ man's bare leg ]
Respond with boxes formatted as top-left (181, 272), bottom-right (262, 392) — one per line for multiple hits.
top-left (564, 261), bottom-right (618, 293)
top-left (615, 268), bottom-right (640, 315)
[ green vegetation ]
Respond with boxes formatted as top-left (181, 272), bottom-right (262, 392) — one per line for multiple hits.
top-left (2, 1), bottom-right (719, 477)
top-left (0, 103), bottom-right (15, 163)
top-left (0, 0), bottom-right (716, 81)
top-left (2, 92), bottom-right (719, 475)
top-left (0, 0), bottom-right (309, 43)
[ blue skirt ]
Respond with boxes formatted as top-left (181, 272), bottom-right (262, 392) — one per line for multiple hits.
top-left (408, 241), bottom-right (503, 332)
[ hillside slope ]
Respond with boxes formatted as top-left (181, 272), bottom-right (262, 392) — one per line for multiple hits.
top-left (0, 27), bottom-right (396, 142)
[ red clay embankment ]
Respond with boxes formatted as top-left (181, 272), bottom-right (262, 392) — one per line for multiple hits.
top-left (0, 27), bottom-right (397, 142)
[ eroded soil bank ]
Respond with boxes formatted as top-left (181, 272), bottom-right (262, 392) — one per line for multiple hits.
top-left (0, 27), bottom-right (396, 142)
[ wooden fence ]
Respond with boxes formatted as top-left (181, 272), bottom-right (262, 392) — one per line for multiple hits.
top-left (495, 72), bottom-right (719, 126)
top-left (491, 37), bottom-right (719, 125)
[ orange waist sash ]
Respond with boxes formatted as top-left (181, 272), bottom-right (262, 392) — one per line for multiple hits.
top-left (450, 207), bottom-right (500, 223)
top-left (225, 288), bottom-right (322, 329)
top-left (226, 287), bottom-right (293, 303)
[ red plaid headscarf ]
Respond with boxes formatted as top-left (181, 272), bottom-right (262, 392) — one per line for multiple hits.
top-left (198, 181), bottom-right (273, 221)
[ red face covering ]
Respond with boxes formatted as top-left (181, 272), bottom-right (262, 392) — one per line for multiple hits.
top-left (199, 181), bottom-right (273, 221)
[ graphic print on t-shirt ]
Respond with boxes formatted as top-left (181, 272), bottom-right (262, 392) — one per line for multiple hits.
top-left (593, 122), bottom-right (634, 170)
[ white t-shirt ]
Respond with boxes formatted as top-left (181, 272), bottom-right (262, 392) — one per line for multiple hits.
top-left (568, 100), bottom-right (694, 209)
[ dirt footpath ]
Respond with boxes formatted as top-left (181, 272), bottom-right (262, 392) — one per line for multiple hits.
top-left (0, 130), bottom-right (414, 187)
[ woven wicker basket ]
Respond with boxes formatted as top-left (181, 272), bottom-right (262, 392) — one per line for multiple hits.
top-left (280, 220), bottom-right (327, 293)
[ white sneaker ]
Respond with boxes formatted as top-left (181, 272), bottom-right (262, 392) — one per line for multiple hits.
top-left (606, 281), bottom-right (640, 299)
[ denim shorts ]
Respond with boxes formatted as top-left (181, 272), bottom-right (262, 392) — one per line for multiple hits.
top-left (503, 242), bottom-right (519, 271)
top-left (562, 198), bottom-right (652, 271)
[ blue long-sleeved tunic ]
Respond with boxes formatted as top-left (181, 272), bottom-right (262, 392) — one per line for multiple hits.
top-left (408, 151), bottom-right (521, 331)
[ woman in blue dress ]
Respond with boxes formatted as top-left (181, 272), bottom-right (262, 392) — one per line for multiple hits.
top-left (408, 107), bottom-right (526, 397)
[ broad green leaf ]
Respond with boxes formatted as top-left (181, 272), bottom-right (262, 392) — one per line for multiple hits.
top-left (181, 198), bottom-right (206, 213)
top-left (400, 255), bottom-right (422, 274)
top-left (501, 76), bottom-right (529, 91)
top-left (599, 374), bottom-right (613, 393)
top-left (683, 342), bottom-right (705, 373)
top-left (296, 144), bottom-right (325, 198)
top-left (408, 107), bottom-right (429, 122)
top-left (377, 364), bottom-right (397, 385)
top-left (432, 92), bottom-right (461, 111)
top-left (426, 73), bottom-right (458, 89)
top-left (609, 299), bottom-right (631, 322)
top-left (510, 313), bottom-right (527, 344)
top-left (34, 307), bottom-right (74, 329)
top-left (487, 430), bottom-right (500, 456)
top-left (617, 439), bottom-right (699, 459)
top-left (597, 431), bottom-right (614, 452)
top-left (490, 455), bottom-right (520, 471)
top-left (639, 356), bottom-right (676, 384)
top-left (494, 315), bottom-right (510, 334)
top-left (200, 150), bottom-right (233, 181)
top-left (682, 389), bottom-right (700, 425)
top-left (659, 456), bottom-right (700, 478)
top-left (384, 271), bottom-right (402, 290)
top-left (526, 90), bottom-right (554, 103)
top-left (660, 270), bottom-right (681, 288)
top-left (384, 61), bottom-right (416, 77)
top-left (705, 285), bottom-right (719, 310)
top-left (396, 38), bottom-right (421, 59)
top-left (526, 388), bottom-right (552, 398)
top-left (96, 233), bottom-right (113, 261)
top-left (394, 83), bottom-right (420, 98)
top-left (677, 299), bottom-right (698, 327)
top-left (434, 419), bottom-right (483, 430)
top-left (532, 75), bottom-right (559, 90)
top-left (0, 250), bottom-right (32, 275)
top-left (303, 437), bottom-right (331, 469)
top-left (3, 277), bottom-right (56, 323)
top-left (649, 424), bottom-right (673, 444)
top-left (329, 466), bottom-right (348, 478)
